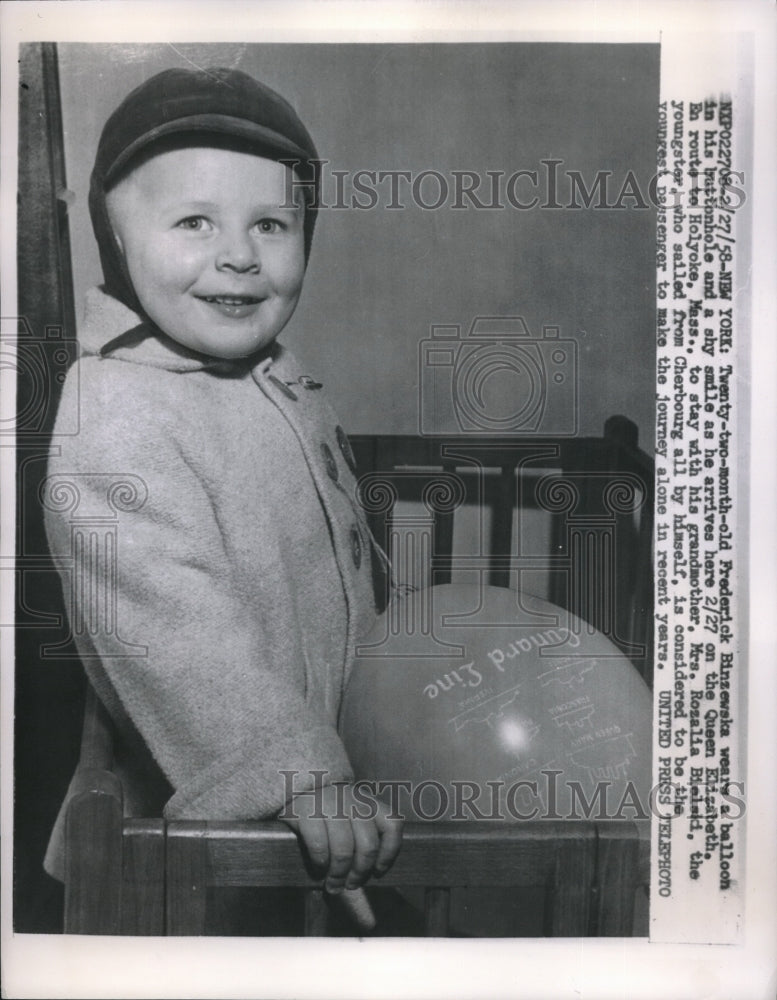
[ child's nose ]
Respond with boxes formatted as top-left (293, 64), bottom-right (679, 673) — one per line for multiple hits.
top-left (215, 230), bottom-right (260, 273)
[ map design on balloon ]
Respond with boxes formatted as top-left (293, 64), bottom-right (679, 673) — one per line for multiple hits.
top-left (549, 697), bottom-right (596, 733)
top-left (568, 732), bottom-right (639, 783)
top-left (448, 682), bottom-right (524, 732)
top-left (537, 660), bottom-right (595, 692)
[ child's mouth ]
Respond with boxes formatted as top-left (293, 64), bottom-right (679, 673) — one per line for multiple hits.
top-left (197, 295), bottom-right (264, 319)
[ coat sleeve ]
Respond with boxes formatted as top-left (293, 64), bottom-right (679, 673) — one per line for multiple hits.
top-left (44, 366), bottom-right (354, 821)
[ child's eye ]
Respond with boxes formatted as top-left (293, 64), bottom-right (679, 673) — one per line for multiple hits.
top-left (176, 216), bottom-right (211, 232)
top-left (256, 219), bottom-right (284, 234)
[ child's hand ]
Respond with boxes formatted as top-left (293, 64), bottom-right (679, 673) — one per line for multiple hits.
top-left (281, 783), bottom-right (403, 894)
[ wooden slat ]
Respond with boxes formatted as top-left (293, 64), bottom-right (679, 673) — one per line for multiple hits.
top-left (424, 888), bottom-right (451, 936)
top-left (167, 820), bottom-right (598, 890)
top-left (431, 461), bottom-right (457, 585)
top-left (590, 822), bottom-right (640, 936)
top-left (431, 510), bottom-right (455, 584)
top-left (637, 830), bottom-right (651, 886)
top-left (349, 434), bottom-right (650, 478)
top-left (166, 823), bottom-right (209, 935)
top-left (351, 430), bottom-right (653, 481)
top-left (121, 820), bottom-right (165, 935)
top-left (303, 889), bottom-right (329, 936)
top-left (547, 834), bottom-right (596, 936)
top-left (78, 685), bottom-right (114, 770)
top-left (63, 768), bottom-right (124, 934)
top-left (490, 465), bottom-right (517, 587)
top-left (17, 42), bottom-right (77, 340)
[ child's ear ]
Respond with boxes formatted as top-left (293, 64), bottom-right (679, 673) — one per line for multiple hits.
top-left (105, 188), bottom-right (126, 254)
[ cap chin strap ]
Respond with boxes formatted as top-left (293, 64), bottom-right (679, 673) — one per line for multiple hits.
top-left (98, 323), bottom-right (151, 358)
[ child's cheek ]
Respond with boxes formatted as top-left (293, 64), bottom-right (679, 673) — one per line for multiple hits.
top-left (156, 237), bottom-right (205, 284)
top-left (277, 242), bottom-right (307, 294)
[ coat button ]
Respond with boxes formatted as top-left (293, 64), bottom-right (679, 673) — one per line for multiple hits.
top-left (350, 524), bottom-right (362, 568)
top-left (321, 442), bottom-right (338, 481)
top-left (336, 425), bottom-right (357, 474)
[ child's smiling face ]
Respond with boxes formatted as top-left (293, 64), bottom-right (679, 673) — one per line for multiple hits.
top-left (107, 146), bottom-right (306, 359)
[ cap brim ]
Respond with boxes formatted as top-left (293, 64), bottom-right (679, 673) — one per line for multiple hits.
top-left (104, 113), bottom-right (315, 184)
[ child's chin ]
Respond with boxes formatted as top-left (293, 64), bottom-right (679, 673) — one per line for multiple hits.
top-left (210, 337), bottom-right (277, 361)
top-left (182, 326), bottom-right (277, 360)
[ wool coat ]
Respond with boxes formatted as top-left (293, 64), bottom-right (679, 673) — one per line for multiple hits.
top-left (44, 287), bottom-right (379, 879)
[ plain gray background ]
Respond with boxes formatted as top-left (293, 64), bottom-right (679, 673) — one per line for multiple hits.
top-left (58, 42), bottom-right (659, 445)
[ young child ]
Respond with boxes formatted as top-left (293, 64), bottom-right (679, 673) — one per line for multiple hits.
top-left (43, 66), bottom-right (402, 907)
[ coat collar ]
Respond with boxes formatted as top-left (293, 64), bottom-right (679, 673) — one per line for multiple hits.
top-left (79, 286), bottom-right (282, 376)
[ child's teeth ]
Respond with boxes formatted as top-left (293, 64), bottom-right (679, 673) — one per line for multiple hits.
top-left (207, 296), bottom-right (255, 304)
